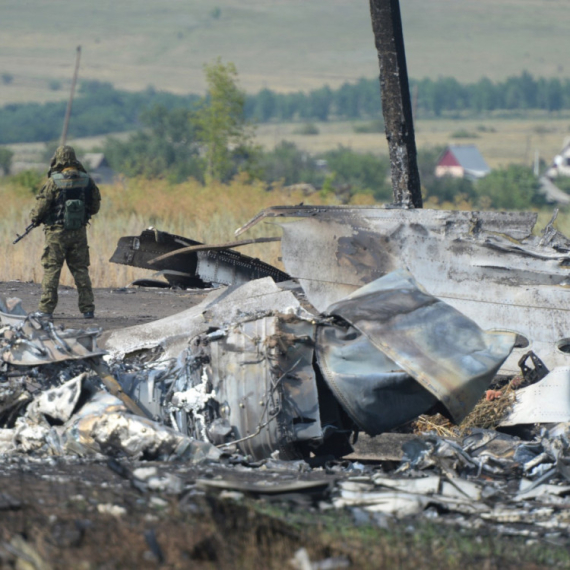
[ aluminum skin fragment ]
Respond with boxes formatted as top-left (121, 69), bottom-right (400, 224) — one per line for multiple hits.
top-left (1, 316), bottom-right (105, 366)
top-left (237, 205), bottom-right (570, 375)
top-left (500, 367), bottom-right (570, 426)
top-left (325, 269), bottom-right (515, 423)
top-left (315, 323), bottom-right (438, 435)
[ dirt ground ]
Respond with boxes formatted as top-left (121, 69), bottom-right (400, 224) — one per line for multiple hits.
top-left (0, 281), bottom-right (210, 334)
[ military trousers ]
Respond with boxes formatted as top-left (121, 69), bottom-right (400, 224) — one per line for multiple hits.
top-left (39, 226), bottom-right (95, 314)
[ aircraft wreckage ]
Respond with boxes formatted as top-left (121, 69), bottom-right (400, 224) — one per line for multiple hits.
top-left (3, 205), bottom-right (570, 463)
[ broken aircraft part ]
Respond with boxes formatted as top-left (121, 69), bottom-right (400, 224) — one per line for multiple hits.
top-left (108, 271), bottom-right (513, 460)
top-left (0, 295), bottom-right (27, 326)
top-left (500, 367), bottom-right (570, 426)
top-left (110, 228), bottom-right (289, 288)
top-left (236, 205), bottom-right (570, 375)
top-left (319, 269), bottom-right (514, 425)
top-left (369, 0), bottom-right (422, 207)
top-left (1, 313), bottom-right (105, 366)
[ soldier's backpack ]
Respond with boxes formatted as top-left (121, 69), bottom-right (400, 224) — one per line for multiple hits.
top-left (50, 172), bottom-right (91, 230)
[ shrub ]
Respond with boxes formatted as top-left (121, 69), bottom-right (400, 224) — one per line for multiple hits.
top-left (450, 129), bottom-right (479, 139)
top-left (294, 123), bottom-right (320, 135)
top-left (352, 118), bottom-right (385, 133)
top-left (11, 169), bottom-right (43, 194)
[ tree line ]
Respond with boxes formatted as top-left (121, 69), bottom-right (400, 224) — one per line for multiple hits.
top-left (2, 71), bottom-right (570, 144)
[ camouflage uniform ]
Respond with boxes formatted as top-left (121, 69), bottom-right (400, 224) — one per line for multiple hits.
top-left (30, 146), bottom-right (101, 315)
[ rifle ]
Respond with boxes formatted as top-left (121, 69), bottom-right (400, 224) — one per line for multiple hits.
top-left (13, 222), bottom-right (37, 244)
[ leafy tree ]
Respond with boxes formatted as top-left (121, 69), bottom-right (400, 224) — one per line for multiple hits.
top-left (12, 169), bottom-right (43, 194)
top-left (0, 147), bottom-right (13, 175)
top-left (104, 104), bottom-right (203, 182)
top-left (475, 165), bottom-right (545, 210)
top-left (259, 141), bottom-right (322, 186)
top-left (323, 146), bottom-right (392, 201)
top-left (194, 59), bottom-right (257, 183)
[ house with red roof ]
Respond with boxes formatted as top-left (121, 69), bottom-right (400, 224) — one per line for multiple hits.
top-left (435, 145), bottom-right (491, 181)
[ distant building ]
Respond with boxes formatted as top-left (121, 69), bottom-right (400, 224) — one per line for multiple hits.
top-left (81, 153), bottom-right (115, 184)
top-left (546, 138), bottom-right (570, 179)
top-left (435, 145), bottom-right (491, 180)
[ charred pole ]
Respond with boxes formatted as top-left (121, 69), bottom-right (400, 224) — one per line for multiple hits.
top-left (369, 0), bottom-right (422, 208)
top-left (60, 45), bottom-right (81, 146)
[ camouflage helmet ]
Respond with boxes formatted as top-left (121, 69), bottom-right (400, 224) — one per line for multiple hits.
top-left (48, 145), bottom-right (86, 176)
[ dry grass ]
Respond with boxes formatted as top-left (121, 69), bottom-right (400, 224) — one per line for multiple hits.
top-left (3, 171), bottom-right (570, 290)
top-left (414, 380), bottom-right (519, 437)
top-left (0, 175), bottom-right (344, 288)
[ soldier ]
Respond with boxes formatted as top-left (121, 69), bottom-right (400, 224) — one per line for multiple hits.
top-left (30, 145), bottom-right (101, 320)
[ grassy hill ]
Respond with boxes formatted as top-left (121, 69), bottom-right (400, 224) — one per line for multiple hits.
top-left (0, 0), bottom-right (568, 106)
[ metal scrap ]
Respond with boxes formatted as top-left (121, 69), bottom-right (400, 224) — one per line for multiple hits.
top-left (109, 227), bottom-right (289, 288)
top-left (101, 270), bottom-right (513, 460)
top-left (235, 205), bottom-right (570, 376)
top-left (0, 308), bottom-right (105, 366)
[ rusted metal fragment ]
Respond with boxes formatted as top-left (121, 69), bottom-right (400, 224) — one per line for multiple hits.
top-left (110, 228), bottom-right (289, 288)
top-left (325, 270), bottom-right (514, 423)
top-left (369, 0), bottom-right (422, 207)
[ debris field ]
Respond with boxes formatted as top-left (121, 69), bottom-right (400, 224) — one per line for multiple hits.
top-left (3, 205), bottom-right (570, 567)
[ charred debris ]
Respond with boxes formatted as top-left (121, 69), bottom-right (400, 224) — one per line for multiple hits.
top-left (4, 206), bottom-right (570, 535)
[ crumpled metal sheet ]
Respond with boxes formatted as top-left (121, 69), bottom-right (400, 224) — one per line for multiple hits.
top-left (326, 426), bottom-right (570, 530)
top-left (25, 372), bottom-right (85, 423)
top-left (2, 316), bottom-right (106, 365)
top-left (2, 374), bottom-right (222, 463)
top-left (112, 283), bottom-right (324, 460)
top-left (0, 295), bottom-right (27, 326)
top-left (500, 367), bottom-right (570, 426)
top-left (236, 206), bottom-right (570, 375)
top-left (324, 270), bottom-right (515, 423)
top-left (316, 320), bottom-right (438, 435)
top-left (105, 270), bottom-right (515, 456)
top-left (104, 277), bottom-right (311, 359)
top-left (60, 391), bottom-right (221, 461)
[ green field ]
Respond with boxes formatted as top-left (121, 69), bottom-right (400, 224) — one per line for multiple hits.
top-left (0, 0), bottom-right (568, 106)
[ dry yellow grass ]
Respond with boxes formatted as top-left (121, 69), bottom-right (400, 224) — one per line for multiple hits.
top-left (2, 172), bottom-right (569, 289)
top-left (0, 175), bottom-right (342, 288)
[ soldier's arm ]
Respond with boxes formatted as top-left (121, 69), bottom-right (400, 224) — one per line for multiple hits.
top-left (30, 180), bottom-right (56, 225)
top-left (87, 180), bottom-right (101, 216)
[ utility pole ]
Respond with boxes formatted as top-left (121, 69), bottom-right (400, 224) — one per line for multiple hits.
top-left (60, 46), bottom-right (81, 146)
top-left (369, 0), bottom-right (422, 208)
